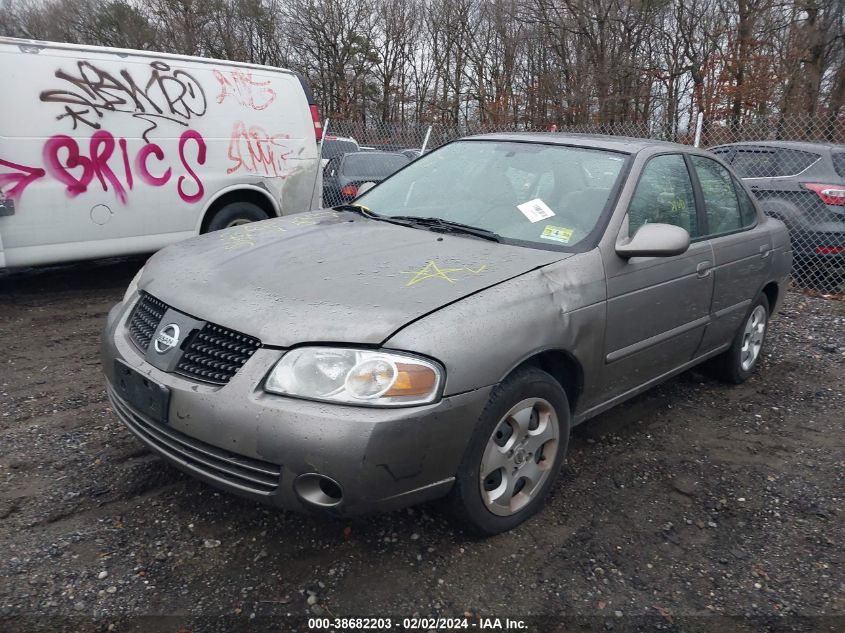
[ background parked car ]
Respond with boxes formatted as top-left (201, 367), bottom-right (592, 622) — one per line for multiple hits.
top-left (711, 141), bottom-right (845, 289)
top-left (322, 151), bottom-right (410, 207)
top-left (320, 135), bottom-right (360, 168)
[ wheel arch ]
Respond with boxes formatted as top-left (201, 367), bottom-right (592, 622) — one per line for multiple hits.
top-left (197, 185), bottom-right (281, 234)
top-left (503, 348), bottom-right (584, 415)
top-left (761, 280), bottom-right (779, 314)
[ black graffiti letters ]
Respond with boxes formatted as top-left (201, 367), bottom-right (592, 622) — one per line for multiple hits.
top-left (40, 60), bottom-right (207, 141)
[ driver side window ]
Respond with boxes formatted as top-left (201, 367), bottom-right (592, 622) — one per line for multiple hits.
top-left (628, 154), bottom-right (699, 238)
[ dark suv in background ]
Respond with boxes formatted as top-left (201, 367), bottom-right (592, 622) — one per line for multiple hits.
top-left (710, 141), bottom-right (845, 289)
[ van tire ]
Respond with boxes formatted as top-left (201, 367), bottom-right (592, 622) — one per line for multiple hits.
top-left (204, 201), bottom-right (269, 233)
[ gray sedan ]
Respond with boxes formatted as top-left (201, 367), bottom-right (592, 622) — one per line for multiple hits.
top-left (102, 134), bottom-right (792, 534)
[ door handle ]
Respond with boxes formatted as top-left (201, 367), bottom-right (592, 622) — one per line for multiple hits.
top-left (696, 261), bottom-right (712, 278)
top-left (759, 245), bottom-right (771, 258)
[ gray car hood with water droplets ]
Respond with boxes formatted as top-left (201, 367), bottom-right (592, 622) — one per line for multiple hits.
top-left (139, 210), bottom-right (570, 347)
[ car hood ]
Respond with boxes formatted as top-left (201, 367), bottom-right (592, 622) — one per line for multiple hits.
top-left (140, 210), bottom-right (569, 347)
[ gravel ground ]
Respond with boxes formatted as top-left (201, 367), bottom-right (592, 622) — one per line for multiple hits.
top-left (0, 257), bottom-right (843, 633)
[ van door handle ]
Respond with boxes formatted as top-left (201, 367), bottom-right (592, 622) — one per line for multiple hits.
top-left (696, 261), bottom-right (712, 278)
top-left (759, 245), bottom-right (771, 258)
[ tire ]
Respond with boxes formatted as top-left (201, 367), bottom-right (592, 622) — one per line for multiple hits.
top-left (203, 201), bottom-right (270, 233)
top-left (706, 293), bottom-right (770, 384)
top-left (446, 367), bottom-right (570, 535)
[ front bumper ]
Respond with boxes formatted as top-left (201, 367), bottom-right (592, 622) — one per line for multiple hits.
top-left (102, 299), bottom-right (491, 515)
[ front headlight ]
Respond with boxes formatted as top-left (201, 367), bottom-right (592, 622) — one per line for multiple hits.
top-left (265, 347), bottom-right (443, 407)
top-left (123, 267), bottom-right (144, 304)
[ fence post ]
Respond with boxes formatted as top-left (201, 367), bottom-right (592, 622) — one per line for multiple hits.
top-left (320, 118), bottom-right (330, 155)
top-left (311, 118), bottom-right (330, 209)
top-left (693, 112), bottom-right (704, 148)
top-left (420, 125), bottom-right (433, 154)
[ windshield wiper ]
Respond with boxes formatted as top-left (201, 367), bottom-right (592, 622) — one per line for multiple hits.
top-left (333, 203), bottom-right (382, 219)
top-left (387, 215), bottom-right (502, 242)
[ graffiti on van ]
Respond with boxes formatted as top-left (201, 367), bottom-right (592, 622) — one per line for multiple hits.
top-left (0, 129), bottom-right (206, 205)
top-left (227, 122), bottom-right (292, 178)
top-left (0, 159), bottom-right (47, 202)
top-left (39, 61), bottom-right (207, 142)
top-left (214, 70), bottom-right (276, 111)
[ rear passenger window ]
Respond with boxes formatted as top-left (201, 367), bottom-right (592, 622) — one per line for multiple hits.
top-left (729, 151), bottom-right (777, 178)
top-left (728, 147), bottom-right (819, 178)
top-left (775, 149), bottom-right (819, 175)
top-left (628, 154), bottom-right (698, 237)
top-left (692, 156), bottom-right (749, 235)
top-left (733, 178), bottom-right (758, 226)
top-left (833, 152), bottom-right (845, 178)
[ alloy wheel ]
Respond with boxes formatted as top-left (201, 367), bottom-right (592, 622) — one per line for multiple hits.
top-left (740, 305), bottom-right (767, 371)
top-left (479, 397), bottom-right (560, 516)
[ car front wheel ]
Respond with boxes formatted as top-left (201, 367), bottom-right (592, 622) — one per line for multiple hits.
top-left (446, 367), bottom-right (570, 535)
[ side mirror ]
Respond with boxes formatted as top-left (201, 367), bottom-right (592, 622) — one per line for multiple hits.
top-left (357, 181), bottom-right (376, 196)
top-left (616, 223), bottom-right (690, 259)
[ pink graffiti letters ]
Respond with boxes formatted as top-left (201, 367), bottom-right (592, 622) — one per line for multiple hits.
top-left (43, 135), bottom-right (95, 198)
top-left (177, 130), bottom-right (206, 203)
top-left (90, 130), bottom-right (128, 204)
top-left (1, 129), bottom-right (206, 206)
top-left (227, 122), bottom-right (291, 178)
top-left (136, 143), bottom-right (172, 187)
top-left (214, 70), bottom-right (276, 111)
top-left (0, 159), bottom-right (46, 201)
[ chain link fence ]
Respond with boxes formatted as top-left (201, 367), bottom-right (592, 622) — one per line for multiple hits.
top-left (319, 116), bottom-right (845, 294)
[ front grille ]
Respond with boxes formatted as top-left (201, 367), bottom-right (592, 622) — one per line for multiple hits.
top-left (126, 293), bottom-right (261, 386)
top-left (176, 324), bottom-right (261, 385)
top-left (128, 293), bottom-right (168, 351)
top-left (108, 384), bottom-right (281, 494)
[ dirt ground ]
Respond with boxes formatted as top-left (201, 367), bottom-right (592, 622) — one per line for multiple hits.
top-left (0, 257), bottom-right (843, 633)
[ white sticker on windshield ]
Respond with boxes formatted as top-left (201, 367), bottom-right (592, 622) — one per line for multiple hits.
top-left (517, 198), bottom-right (555, 223)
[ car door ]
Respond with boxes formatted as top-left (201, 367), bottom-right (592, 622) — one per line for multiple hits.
top-left (599, 153), bottom-right (714, 402)
top-left (689, 155), bottom-right (772, 354)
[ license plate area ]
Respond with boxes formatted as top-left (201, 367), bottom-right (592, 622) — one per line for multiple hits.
top-left (114, 360), bottom-right (170, 424)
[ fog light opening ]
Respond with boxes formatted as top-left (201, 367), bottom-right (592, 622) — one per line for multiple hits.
top-left (294, 473), bottom-right (344, 508)
top-left (318, 477), bottom-right (342, 500)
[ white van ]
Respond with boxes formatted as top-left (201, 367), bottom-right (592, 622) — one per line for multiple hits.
top-left (0, 37), bottom-right (323, 268)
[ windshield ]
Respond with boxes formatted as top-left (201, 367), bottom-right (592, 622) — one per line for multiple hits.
top-left (343, 153), bottom-right (409, 179)
top-left (355, 140), bottom-right (627, 249)
top-left (322, 139), bottom-right (358, 160)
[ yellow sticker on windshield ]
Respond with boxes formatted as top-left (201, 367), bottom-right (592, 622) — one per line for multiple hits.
top-left (540, 225), bottom-right (574, 244)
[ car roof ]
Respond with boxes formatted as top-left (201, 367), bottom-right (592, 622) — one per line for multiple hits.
top-left (710, 140), bottom-right (844, 152)
top-left (463, 132), bottom-right (694, 154)
top-left (342, 151), bottom-right (408, 162)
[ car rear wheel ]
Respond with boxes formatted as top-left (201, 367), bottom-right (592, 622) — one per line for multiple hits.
top-left (706, 294), bottom-right (770, 384)
top-left (204, 201), bottom-right (270, 233)
top-left (446, 367), bottom-right (570, 535)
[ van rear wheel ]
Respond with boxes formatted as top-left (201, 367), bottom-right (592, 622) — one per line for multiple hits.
top-left (204, 201), bottom-right (269, 233)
